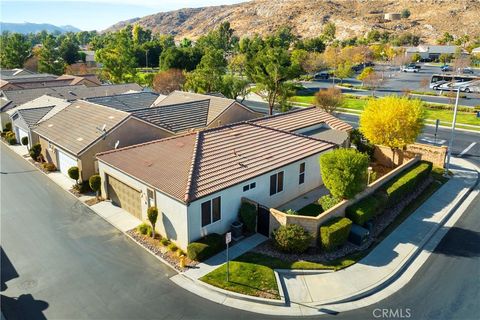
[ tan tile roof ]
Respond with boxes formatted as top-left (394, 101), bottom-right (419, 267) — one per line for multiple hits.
top-left (97, 122), bottom-right (334, 203)
top-left (33, 101), bottom-right (129, 155)
top-left (155, 91), bottom-right (236, 124)
top-left (251, 107), bottom-right (353, 132)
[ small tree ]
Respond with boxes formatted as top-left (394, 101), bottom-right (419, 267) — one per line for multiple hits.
top-left (401, 9), bottom-right (411, 19)
top-left (314, 87), bottom-right (344, 114)
top-left (89, 175), bottom-right (101, 199)
top-left (363, 71), bottom-right (385, 96)
top-left (359, 96), bottom-right (425, 166)
top-left (357, 67), bottom-right (374, 86)
top-left (21, 136), bottom-right (28, 146)
top-left (410, 53), bottom-right (421, 62)
top-left (319, 148), bottom-right (370, 199)
top-left (152, 69), bottom-right (186, 94)
top-left (68, 166), bottom-right (80, 185)
top-left (147, 206), bottom-right (158, 238)
top-left (439, 53), bottom-right (453, 64)
top-left (334, 62), bottom-right (354, 84)
top-left (29, 143), bottom-right (42, 161)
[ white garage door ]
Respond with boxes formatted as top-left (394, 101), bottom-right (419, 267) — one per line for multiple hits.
top-left (56, 149), bottom-right (78, 177)
top-left (16, 126), bottom-right (28, 143)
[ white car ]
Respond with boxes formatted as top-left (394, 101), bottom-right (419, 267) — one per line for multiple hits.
top-left (401, 66), bottom-right (418, 73)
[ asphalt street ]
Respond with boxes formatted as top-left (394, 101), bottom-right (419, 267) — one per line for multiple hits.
top-left (1, 120), bottom-right (479, 320)
top-left (301, 64), bottom-right (480, 107)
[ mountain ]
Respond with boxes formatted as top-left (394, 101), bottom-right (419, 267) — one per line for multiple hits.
top-left (0, 22), bottom-right (81, 34)
top-left (105, 0), bottom-right (480, 43)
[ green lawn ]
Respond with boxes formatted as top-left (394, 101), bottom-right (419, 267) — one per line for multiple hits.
top-left (200, 251), bottom-right (363, 298)
top-left (296, 202), bottom-right (324, 217)
top-left (201, 170), bottom-right (449, 299)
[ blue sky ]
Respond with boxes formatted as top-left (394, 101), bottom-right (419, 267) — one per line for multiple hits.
top-left (0, 0), bottom-right (247, 31)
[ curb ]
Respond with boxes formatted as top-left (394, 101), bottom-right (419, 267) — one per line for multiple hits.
top-left (316, 160), bottom-right (480, 306)
top-left (0, 140), bottom-right (181, 275)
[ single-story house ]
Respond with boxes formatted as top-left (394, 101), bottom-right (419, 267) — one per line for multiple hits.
top-left (0, 83), bottom-right (143, 129)
top-left (0, 73), bottom-right (101, 91)
top-left (0, 69), bottom-right (36, 77)
top-left (32, 100), bottom-right (169, 181)
top-left (250, 107), bottom-right (353, 146)
top-left (9, 95), bottom-right (71, 148)
top-left (156, 91), bottom-right (262, 128)
top-left (86, 92), bottom-right (160, 112)
top-left (96, 119), bottom-right (344, 250)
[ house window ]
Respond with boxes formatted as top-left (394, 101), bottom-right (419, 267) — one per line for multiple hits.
top-left (147, 189), bottom-right (156, 208)
top-left (243, 182), bottom-right (256, 192)
top-left (201, 196), bottom-right (221, 227)
top-left (270, 171), bottom-right (284, 196)
top-left (299, 162), bottom-right (305, 185)
top-left (12, 114), bottom-right (19, 120)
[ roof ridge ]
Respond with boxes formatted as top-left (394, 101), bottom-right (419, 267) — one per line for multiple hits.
top-left (248, 121), bottom-right (335, 146)
top-left (156, 98), bottom-right (211, 108)
top-left (249, 106), bottom-right (316, 123)
top-left (184, 131), bottom-right (202, 203)
top-left (96, 131), bottom-right (197, 157)
top-left (87, 91), bottom-right (157, 101)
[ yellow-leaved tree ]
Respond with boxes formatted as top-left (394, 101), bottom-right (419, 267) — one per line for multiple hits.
top-left (359, 96), bottom-right (425, 166)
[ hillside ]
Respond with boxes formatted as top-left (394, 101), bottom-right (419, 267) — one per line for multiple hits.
top-left (106, 0), bottom-right (480, 43)
top-left (0, 22), bottom-right (81, 34)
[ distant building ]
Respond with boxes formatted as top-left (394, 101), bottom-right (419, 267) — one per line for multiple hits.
top-left (384, 13), bottom-right (401, 21)
top-left (405, 45), bottom-right (464, 60)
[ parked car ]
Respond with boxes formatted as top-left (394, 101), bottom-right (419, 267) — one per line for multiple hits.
top-left (401, 65), bottom-right (419, 73)
top-left (314, 71), bottom-right (330, 80)
top-left (462, 67), bottom-right (474, 74)
top-left (407, 63), bottom-right (421, 70)
top-left (441, 65), bottom-right (452, 72)
top-left (419, 57), bottom-right (432, 63)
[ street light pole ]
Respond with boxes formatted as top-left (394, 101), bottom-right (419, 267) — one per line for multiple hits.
top-left (444, 87), bottom-right (461, 175)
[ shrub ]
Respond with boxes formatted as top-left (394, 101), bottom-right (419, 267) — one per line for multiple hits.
top-left (147, 206), bottom-right (158, 238)
top-left (160, 238), bottom-right (170, 246)
top-left (272, 224), bottom-right (313, 254)
top-left (5, 122), bottom-right (12, 131)
top-left (89, 175), bottom-right (101, 197)
top-left (73, 180), bottom-right (92, 194)
top-left (238, 202), bottom-right (257, 233)
top-left (346, 193), bottom-right (387, 226)
top-left (21, 136), bottom-right (28, 146)
top-left (68, 166), bottom-right (79, 182)
top-left (42, 163), bottom-right (57, 172)
top-left (385, 161), bottom-right (432, 206)
top-left (29, 143), bottom-right (42, 161)
top-left (137, 223), bottom-right (152, 236)
top-left (319, 148), bottom-right (370, 199)
top-left (7, 137), bottom-right (17, 145)
top-left (320, 217), bottom-right (352, 252)
top-left (187, 233), bottom-right (225, 261)
top-left (318, 194), bottom-right (341, 211)
top-left (314, 87), bottom-right (344, 114)
top-left (285, 209), bottom-right (298, 215)
top-left (349, 129), bottom-right (375, 160)
top-left (168, 243), bottom-right (178, 252)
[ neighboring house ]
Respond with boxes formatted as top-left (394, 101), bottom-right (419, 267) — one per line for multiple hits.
top-left (96, 121), bottom-right (341, 250)
top-left (56, 74), bottom-right (102, 87)
top-left (32, 100), bottom-right (169, 181)
top-left (79, 50), bottom-right (98, 67)
top-left (249, 107), bottom-right (353, 146)
top-left (9, 95), bottom-right (71, 148)
top-left (153, 90), bottom-right (262, 129)
top-left (0, 83), bottom-right (143, 129)
top-left (86, 92), bottom-right (160, 112)
top-left (0, 69), bottom-right (36, 77)
top-left (0, 73), bottom-right (101, 90)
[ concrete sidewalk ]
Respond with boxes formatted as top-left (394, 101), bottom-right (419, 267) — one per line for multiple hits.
top-left (171, 157), bottom-right (479, 315)
top-left (90, 201), bottom-right (141, 232)
top-left (183, 233), bottom-right (267, 280)
top-left (280, 157), bottom-right (478, 306)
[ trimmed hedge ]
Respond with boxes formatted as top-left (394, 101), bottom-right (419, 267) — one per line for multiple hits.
top-left (272, 224), bottom-right (313, 253)
top-left (320, 217), bottom-right (352, 252)
top-left (29, 143), bottom-right (42, 161)
top-left (21, 136), bottom-right (28, 146)
top-left (137, 223), bottom-right (152, 236)
top-left (239, 202), bottom-right (257, 233)
top-left (187, 233), bottom-right (225, 262)
top-left (318, 194), bottom-right (341, 211)
top-left (385, 161), bottom-right (432, 206)
top-left (346, 193), bottom-right (387, 226)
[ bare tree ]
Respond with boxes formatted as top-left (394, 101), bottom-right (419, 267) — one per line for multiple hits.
top-left (153, 69), bottom-right (186, 94)
top-left (314, 87), bottom-right (344, 114)
top-left (301, 52), bottom-right (327, 74)
top-left (452, 56), bottom-right (471, 73)
top-left (363, 71), bottom-right (386, 96)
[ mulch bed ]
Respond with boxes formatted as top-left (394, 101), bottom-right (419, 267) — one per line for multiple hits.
top-left (126, 229), bottom-right (198, 272)
top-left (84, 198), bottom-right (103, 206)
top-left (254, 177), bottom-right (434, 264)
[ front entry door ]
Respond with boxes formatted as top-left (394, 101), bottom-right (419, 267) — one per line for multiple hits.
top-left (257, 205), bottom-right (270, 237)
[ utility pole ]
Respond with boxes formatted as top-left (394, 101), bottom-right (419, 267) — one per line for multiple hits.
top-left (444, 87), bottom-right (461, 175)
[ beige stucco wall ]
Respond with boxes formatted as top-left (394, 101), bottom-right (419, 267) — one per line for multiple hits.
top-left (208, 102), bottom-right (261, 128)
top-left (79, 117), bottom-right (172, 180)
top-left (374, 143), bottom-right (447, 168)
top-left (269, 157), bottom-right (420, 244)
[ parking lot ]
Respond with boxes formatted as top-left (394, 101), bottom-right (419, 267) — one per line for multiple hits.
top-left (303, 63), bottom-right (480, 107)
